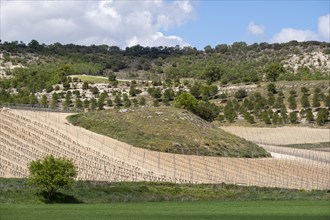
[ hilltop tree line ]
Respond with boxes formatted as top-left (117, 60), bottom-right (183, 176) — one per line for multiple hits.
top-left (1, 40), bottom-right (329, 82)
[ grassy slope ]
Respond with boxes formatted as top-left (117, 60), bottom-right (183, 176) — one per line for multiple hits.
top-left (68, 106), bottom-right (270, 157)
top-left (0, 178), bottom-right (329, 204)
top-left (1, 201), bottom-right (329, 220)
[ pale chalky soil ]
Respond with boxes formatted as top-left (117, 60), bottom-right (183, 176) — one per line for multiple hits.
top-left (0, 109), bottom-right (329, 190)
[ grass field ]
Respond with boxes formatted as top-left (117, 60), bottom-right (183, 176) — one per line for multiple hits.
top-left (1, 200), bottom-right (329, 220)
top-left (70, 75), bottom-right (109, 83)
top-left (70, 74), bottom-right (132, 83)
top-left (1, 178), bottom-right (329, 204)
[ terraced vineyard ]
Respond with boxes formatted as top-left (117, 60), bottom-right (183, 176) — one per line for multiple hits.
top-left (0, 108), bottom-right (329, 190)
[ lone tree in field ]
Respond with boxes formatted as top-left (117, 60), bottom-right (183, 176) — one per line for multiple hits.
top-left (28, 155), bottom-right (77, 201)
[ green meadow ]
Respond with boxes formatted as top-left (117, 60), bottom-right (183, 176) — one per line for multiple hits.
top-left (1, 200), bottom-right (329, 220)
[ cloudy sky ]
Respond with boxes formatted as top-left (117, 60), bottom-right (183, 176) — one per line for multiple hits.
top-left (1, 0), bottom-right (329, 49)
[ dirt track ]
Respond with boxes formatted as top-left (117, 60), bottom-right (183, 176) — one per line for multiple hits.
top-left (1, 109), bottom-right (329, 190)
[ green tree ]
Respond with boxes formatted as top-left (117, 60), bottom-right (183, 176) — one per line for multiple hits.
top-left (202, 65), bottom-right (222, 83)
top-left (234, 89), bottom-right (248, 99)
top-left (63, 81), bottom-right (70, 91)
top-left (75, 98), bottom-right (83, 110)
top-left (301, 87), bottom-right (309, 94)
top-left (243, 111), bottom-right (255, 124)
top-left (28, 155), bottom-right (77, 201)
top-left (224, 100), bottom-right (236, 123)
top-left (324, 95), bottom-right (330, 108)
top-left (147, 87), bottom-right (162, 99)
top-left (267, 93), bottom-right (275, 107)
top-left (98, 97), bottom-right (105, 110)
top-left (272, 112), bottom-right (279, 124)
top-left (29, 94), bottom-right (38, 105)
top-left (314, 87), bottom-right (321, 94)
top-left (267, 83), bottom-right (277, 94)
top-left (163, 88), bottom-right (175, 101)
top-left (108, 71), bottom-right (116, 81)
top-left (132, 98), bottom-right (138, 107)
top-left (82, 81), bottom-right (89, 90)
top-left (192, 101), bottom-right (220, 121)
top-left (114, 95), bottom-right (122, 106)
top-left (153, 99), bottom-right (159, 107)
top-left (189, 84), bottom-right (201, 99)
top-left (312, 94), bottom-right (320, 108)
top-left (280, 106), bottom-right (288, 123)
top-left (40, 95), bottom-right (48, 107)
top-left (90, 98), bottom-right (97, 110)
top-left (123, 93), bottom-right (129, 102)
top-left (265, 63), bottom-right (285, 82)
top-left (243, 98), bottom-right (254, 110)
top-left (274, 96), bottom-right (283, 108)
top-left (289, 111), bottom-right (298, 124)
top-left (51, 93), bottom-right (58, 108)
top-left (173, 92), bottom-right (198, 111)
top-left (91, 87), bottom-right (99, 97)
top-left (138, 96), bottom-right (146, 106)
top-left (316, 108), bottom-right (329, 125)
top-left (288, 94), bottom-right (297, 110)
top-left (124, 99), bottom-right (132, 108)
top-left (83, 99), bottom-right (90, 109)
top-left (129, 84), bottom-right (137, 96)
top-left (289, 89), bottom-right (296, 95)
top-left (107, 98), bottom-right (113, 107)
top-left (306, 109), bottom-right (314, 123)
top-left (300, 94), bottom-right (310, 108)
top-left (63, 93), bottom-right (71, 110)
top-left (261, 111), bottom-right (271, 124)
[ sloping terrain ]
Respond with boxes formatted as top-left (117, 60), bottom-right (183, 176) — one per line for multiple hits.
top-left (0, 108), bottom-right (329, 190)
top-left (68, 106), bottom-right (269, 157)
top-left (221, 126), bottom-right (330, 163)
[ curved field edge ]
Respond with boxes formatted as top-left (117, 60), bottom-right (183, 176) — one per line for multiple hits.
top-left (1, 201), bottom-right (329, 220)
top-left (0, 178), bottom-right (329, 204)
top-left (67, 107), bottom-right (270, 158)
top-left (220, 126), bottom-right (330, 146)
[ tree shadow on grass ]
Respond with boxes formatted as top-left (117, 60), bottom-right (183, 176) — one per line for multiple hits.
top-left (39, 191), bottom-right (83, 204)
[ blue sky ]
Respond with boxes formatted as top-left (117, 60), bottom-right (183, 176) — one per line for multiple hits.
top-left (165, 0), bottom-right (330, 48)
top-left (1, 0), bottom-right (329, 49)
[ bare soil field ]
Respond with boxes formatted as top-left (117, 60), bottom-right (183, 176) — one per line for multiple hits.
top-left (0, 109), bottom-right (329, 190)
top-left (221, 126), bottom-right (330, 145)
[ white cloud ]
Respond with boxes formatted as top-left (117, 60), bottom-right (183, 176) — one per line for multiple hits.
top-left (318, 14), bottom-right (330, 41)
top-left (271, 14), bottom-right (330, 43)
top-left (247, 21), bottom-right (264, 36)
top-left (1, 0), bottom-right (195, 47)
top-left (271, 28), bottom-right (318, 43)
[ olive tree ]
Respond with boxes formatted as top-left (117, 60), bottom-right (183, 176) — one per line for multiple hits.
top-left (28, 155), bottom-right (77, 201)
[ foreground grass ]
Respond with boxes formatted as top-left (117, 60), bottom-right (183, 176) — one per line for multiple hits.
top-left (1, 178), bottom-right (329, 204)
top-left (68, 106), bottom-right (270, 157)
top-left (1, 200), bottom-right (329, 220)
